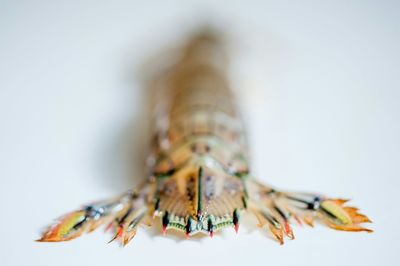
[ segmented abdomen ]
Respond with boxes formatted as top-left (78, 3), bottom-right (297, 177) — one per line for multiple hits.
top-left (37, 29), bottom-right (372, 244)
top-left (149, 33), bottom-right (248, 235)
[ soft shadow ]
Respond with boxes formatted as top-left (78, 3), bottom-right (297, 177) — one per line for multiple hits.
top-left (94, 38), bottom-right (181, 193)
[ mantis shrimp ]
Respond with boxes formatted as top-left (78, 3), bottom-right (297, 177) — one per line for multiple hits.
top-left (37, 30), bottom-right (372, 245)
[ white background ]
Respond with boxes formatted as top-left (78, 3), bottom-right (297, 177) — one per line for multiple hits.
top-left (1, 1), bottom-right (399, 265)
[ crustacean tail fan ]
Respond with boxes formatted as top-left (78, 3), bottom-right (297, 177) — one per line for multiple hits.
top-left (36, 183), bottom-right (153, 246)
top-left (247, 180), bottom-right (372, 244)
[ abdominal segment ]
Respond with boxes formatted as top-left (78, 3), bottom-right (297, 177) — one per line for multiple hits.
top-left (149, 32), bottom-right (250, 236)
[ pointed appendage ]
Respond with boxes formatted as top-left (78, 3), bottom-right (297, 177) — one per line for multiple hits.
top-left (36, 210), bottom-right (89, 242)
top-left (233, 209), bottom-right (239, 234)
top-left (247, 180), bottom-right (372, 244)
top-left (37, 184), bottom-right (153, 245)
top-left (162, 211), bottom-right (169, 235)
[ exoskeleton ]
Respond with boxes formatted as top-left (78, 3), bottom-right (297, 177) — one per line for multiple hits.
top-left (37, 30), bottom-right (372, 245)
